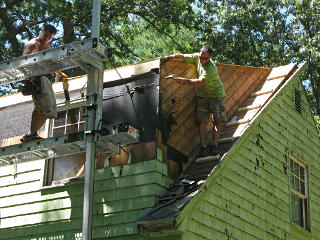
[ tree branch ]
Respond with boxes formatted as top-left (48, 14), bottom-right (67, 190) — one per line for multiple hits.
top-left (106, 29), bottom-right (142, 60)
top-left (6, 0), bottom-right (25, 9)
top-left (131, 11), bottom-right (184, 50)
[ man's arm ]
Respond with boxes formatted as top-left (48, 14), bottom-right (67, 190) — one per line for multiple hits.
top-left (166, 54), bottom-right (206, 86)
top-left (174, 76), bottom-right (207, 87)
top-left (56, 70), bottom-right (68, 78)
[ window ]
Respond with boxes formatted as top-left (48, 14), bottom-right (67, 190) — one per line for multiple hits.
top-left (43, 100), bottom-right (87, 187)
top-left (50, 107), bottom-right (85, 137)
top-left (289, 155), bottom-right (309, 230)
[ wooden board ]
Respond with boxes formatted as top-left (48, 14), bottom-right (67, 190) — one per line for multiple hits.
top-left (2, 131), bottom-right (45, 147)
top-left (108, 142), bottom-right (156, 167)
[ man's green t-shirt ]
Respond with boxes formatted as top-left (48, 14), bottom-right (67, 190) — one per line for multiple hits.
top-left (184, 53), bottom-right (225, 98)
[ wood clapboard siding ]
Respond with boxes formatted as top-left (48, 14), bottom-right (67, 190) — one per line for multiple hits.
top-left (91, 159), bottom-right (171, 239)
top-left (0, 158), bottom-right (171, 240)
top-left (178, 65), bottom-right (320, 239)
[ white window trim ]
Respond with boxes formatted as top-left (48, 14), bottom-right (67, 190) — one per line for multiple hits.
top-left (42, 98), bottom-right (86, 187)
top-left (289, 154), bottom-right (310, 231)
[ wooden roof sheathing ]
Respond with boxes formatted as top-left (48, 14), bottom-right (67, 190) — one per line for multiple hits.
top-left (158, 58), bottom-right (272, 164)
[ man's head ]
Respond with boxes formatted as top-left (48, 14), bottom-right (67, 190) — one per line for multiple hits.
top-left (39, 24), bottom-right (57, 44)
top-left (199, 45), bottom-right (213, 66)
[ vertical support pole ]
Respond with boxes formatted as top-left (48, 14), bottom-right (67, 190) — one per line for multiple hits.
top-left (91, 0), bottom-right (101, 39)
top-left (82, 1), bottom-right (102, 239)
top-left (82, 66), bottom-right (104, 240)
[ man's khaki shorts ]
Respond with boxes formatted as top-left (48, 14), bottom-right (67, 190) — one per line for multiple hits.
top-left (32, 76), bottom-right (57, 118)
top-left (196, 97), bottom-right (226, 123)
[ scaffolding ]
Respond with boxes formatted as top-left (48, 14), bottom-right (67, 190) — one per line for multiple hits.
top-left (0, 38), bottom-right (107, 85)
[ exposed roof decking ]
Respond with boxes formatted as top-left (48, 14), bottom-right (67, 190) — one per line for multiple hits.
top-left (159, 59), bottom-right (272, 163)
top-left (220, 63), bottom-right (297, 142)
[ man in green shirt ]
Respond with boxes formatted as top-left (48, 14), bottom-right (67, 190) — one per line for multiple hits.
top-left (167, 45), bottom-right (226, 159)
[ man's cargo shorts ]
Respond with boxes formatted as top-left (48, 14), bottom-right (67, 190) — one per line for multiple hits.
top-left (196, 97), bottom-right (226, 123)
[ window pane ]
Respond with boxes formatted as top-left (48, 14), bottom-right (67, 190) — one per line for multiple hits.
top-left (54, 110), bottom-right (66, 127)
top-left (79, 122), bottom-right (85, 131)
top-left (294, 177), bottom-right (299, 192)
top-left (300, 181), bottom-right (305, 195)
top-left (291, 192), bottom-right (303, 227)
top-left (66, 124), bottom-right (79, 134)
top-left (67, 108), bottom-right (79, 124)
top-left (52, 152), bottom-right (85, 182)
top-left (300, 166), bottom-right (305, 181)
top-left (52, 127), bottom-right (65, 137)
top-left (293, 161), bottom-right (299, 176)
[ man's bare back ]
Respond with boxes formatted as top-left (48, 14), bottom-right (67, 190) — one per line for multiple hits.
top-left (23, 28), bottom-right (55, 56)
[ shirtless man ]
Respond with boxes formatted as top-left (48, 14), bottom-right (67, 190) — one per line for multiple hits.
top-left (21, 24), bottom-right (68, 142)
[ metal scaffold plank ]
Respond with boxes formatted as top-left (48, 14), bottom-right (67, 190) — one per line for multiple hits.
top-left (0, 123), bottom-right (140, 166)
top-left (0, 132), bottom-right (85, 166)
top-left (0, 38), bottom-right (109, 86)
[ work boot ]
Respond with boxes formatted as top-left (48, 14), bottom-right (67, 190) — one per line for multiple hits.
top-left (21, 133), bottom-right (42, 142)
top-left (197, 145), bottom-right (209, 159)
top-left (196, 145), bottom-right (220, 162)
top-left (210, 144), bottom-right (221, 159)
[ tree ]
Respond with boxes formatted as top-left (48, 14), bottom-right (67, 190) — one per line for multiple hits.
top-left (194, 0), bottom-right (296, 67)
top-left (103, 18), bottom-right (199, 68)
top-left (0, 0), bottom-right (198, 95)
top-left (292, 0), bottom-right (320, 116)
top-left (99, 0), bottom-right (197, 65)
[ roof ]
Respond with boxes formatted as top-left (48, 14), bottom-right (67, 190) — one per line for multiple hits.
top-left (137, 62), bottom-right (301, 226)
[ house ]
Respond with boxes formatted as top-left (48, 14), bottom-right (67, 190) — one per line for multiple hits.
top-left (0, 55), bottom-right (319, 240)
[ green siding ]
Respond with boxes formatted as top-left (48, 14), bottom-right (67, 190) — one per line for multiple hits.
top-left (178, 70), bottom-right (320, 239)
top-left (0, 158), bottom-right (172, 239)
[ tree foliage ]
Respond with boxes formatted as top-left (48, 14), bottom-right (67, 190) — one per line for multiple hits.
top-left (193, 0), bottom-right (296, 67)
top-left (0, 0), bottom-right (197, 60)
top-left (292, 0), bottom-right (320, 115)
top-left (0, 0), bottom-right (197, 94)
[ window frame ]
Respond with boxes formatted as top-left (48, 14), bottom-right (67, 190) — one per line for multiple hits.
top-left (42, 98), bottom-right (87, 187)
top-left (45, 99), bottom-right (86, 138)
top-left (289, 154), bottom-right (310, 231)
